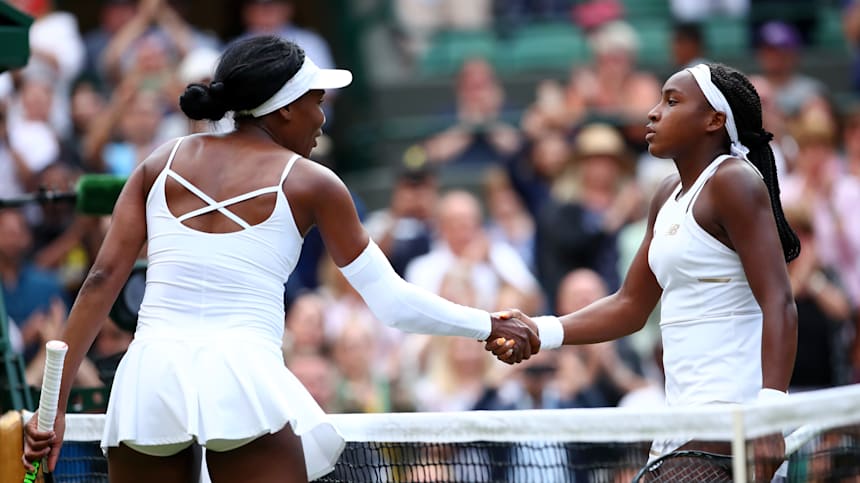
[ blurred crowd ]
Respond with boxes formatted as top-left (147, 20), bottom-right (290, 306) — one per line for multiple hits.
top-left (2, 0), bottom-right (860, 416)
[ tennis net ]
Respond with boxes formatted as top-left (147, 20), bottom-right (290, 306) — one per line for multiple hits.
top-left (29, 384), bottom-right (860, 482)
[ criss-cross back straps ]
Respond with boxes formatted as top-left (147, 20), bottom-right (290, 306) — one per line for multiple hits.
top-left (166, 148), bottom-right (302, 229)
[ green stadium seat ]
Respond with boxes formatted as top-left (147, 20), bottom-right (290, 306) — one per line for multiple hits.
top-left (620, 0), bottom-right (671, 18)
top-left (507, 23), bottom-right (588, 71)
top-left (632, 20), bottom-right (672, 66)
top-left (703, 17), bottom-right (749, 61)
top-left (420, 30), bottom-right (497, 76)
top-left (814, 8), bottom-right (848, 52)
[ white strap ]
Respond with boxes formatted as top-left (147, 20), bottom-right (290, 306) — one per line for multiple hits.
top-left (175, 185), bottom-right (280, 225)
top-left (279, 154), bottom-right (301, 184)
top-left (164, 136), bottom-right (186, 171)
top-left (685, 155), bottom-right (732, 212)
top-left (167, 171), bottom-right (252, 229)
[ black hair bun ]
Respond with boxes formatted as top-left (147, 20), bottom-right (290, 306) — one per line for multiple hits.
top-left (179, 83), bottom-right (228, 121)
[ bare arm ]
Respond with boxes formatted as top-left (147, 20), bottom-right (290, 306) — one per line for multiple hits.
top-left (710, 161), bottom-right (797, 392)
top-left (55, 164), bottom-right (148, 412)
top-left (554, 176), bottom-right (674, 344)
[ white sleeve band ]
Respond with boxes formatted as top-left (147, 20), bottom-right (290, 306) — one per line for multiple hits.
top-left (533, 315), bottom-right (564, 350)
top-left (757, 388), bottom-right (789, 402)
top-left (338, 240), bottom-right (492, 340)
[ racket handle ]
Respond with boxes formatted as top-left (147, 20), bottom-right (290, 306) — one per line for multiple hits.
top-left (24, 341), bottom-right (68, 483)
top-left (37, 341), bottom-right (68, 432)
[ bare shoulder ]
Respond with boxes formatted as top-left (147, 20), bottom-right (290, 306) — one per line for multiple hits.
top-left (284, 156), bottom-right (349, 200)
top-left (138, 136), bottom-right (196, 192)
top-left (709, 157), bottom-right (770, 208)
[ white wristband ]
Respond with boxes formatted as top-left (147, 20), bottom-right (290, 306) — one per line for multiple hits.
top-left (533, 315), bottom-right (564, 350)
top-left (757, 388), bottom-right (789, 402)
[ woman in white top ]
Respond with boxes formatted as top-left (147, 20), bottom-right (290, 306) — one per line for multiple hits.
top-left (497, 63), bottom-right (801, 480)
top-left (23, 36), bottom-right (540, 483)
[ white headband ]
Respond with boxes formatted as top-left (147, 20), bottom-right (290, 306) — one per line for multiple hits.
top-left (239, 56), bottom-right (352, 118)
top-left (685, 64), bottom-right (753, 164)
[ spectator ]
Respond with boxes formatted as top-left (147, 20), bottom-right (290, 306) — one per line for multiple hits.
top-left (5, 70), bottom-right (62, 202)
top-left (82, 0), bottom-right (139, 89)
top-left (755, 20), bottom-right (825, 117)
top-left (412, 334), bottom-right (505, 412)
top-left (0, 100), bottom-right (44, 199)
top-left (395, 0), bottom-right (492, 59)
top-left (536, 123), bottom-right (640, 301)
top-left (30, 163), bottom-right (101, 294)
top-left (781, 110), bottom-right (860, 311)
top-left (555, 268), bottom-right (647, 406)
top-left (482, 167), bottom-right (536, 272)
top-left (23, 297), bottom-right (102, 388)
top-left (405, 190), bottom-right (542, 313)
top-left (316, 255), bottom-right (405, 381)
top-left (423, 58), bottom-right (522, 166)
top-left (781, 110), bottom-right (860, 380)
top-left (565, 21), bottom-right (661, 127)
top-left (784, 204), bottom-right (854, 390)
top-left (237, 0), bottom-right (333, 71)
top-left (287, 351), bottom-right (339, 413)
top-left (330, 321), bottom-right (395, 413)
top-left (520, 79), bottom-right (577, 142)
top-left (100, 0), bottom-right (219, 90)
top-left (364, 149), bottom-right (438, 276)
top-left (282, 292), bottom-right (328, 357)
top-left (749, 74), bottom-right (792, 180)
top-left (671, 22), bottom-right (708, 69)
top-left (0, 209), bottom-right (66, 361)
top-left (507, 132), bottom-right (571, 221)
top-left (82, 74), bottom-right (164, 175)
top-left (6, 0), bottom-right (84, 138)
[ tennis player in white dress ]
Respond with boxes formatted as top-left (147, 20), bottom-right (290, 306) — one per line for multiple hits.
top-left (23, 36), bottom-right (540, 483)
top-left (495, 63), bottom-right (800, 481)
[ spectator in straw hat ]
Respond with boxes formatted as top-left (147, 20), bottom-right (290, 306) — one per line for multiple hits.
top-left (536, 123), bottom-right (640, 303)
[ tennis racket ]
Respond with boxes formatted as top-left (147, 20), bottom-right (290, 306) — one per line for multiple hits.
top-left (23, 340), bottom-right (68, 483)
top-left (632, 450), bottom-right (733, 482)
top-left (633, 424), bottom-right (830, 482)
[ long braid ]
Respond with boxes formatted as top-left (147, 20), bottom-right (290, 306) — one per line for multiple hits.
top-left (707, 63), bottom-right (801, 263)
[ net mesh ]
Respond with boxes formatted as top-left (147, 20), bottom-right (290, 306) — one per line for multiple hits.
top-left (41, 384), bottom-right (860, 482)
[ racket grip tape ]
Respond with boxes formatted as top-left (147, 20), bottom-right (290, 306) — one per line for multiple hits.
top-left (24, 341), bottom-right (68, 483)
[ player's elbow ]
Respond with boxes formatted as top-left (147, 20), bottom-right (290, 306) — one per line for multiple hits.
top-left (614, 291), bottom-right (652, 334)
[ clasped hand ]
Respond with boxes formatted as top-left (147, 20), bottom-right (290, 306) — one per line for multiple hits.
top-left (484, 309), bottom-right (540, 364)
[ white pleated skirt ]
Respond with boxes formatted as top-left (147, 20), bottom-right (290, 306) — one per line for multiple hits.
top-left (101, 332), bottom-right (345, 480)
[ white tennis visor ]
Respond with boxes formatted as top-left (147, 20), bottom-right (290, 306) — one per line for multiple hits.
top-left (243, 56), bottom-right (353, 118)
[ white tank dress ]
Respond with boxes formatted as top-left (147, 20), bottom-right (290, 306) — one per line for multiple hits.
top-left (647, 155), bottom-right (764, 456)
top-left (101, 137), bottom-right (344, 480)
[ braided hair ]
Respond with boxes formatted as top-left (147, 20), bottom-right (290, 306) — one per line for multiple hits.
top-left (707, 63), bottom-right (801, 263)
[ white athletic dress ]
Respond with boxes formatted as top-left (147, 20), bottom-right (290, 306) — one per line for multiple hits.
top-left (647, 155), bottom-right (763, 456)
top-left (101, 137), bottom-right (345, 480)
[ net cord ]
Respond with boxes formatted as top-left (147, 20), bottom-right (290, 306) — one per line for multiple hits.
top-left (23, 383), bottom-right (860, 445)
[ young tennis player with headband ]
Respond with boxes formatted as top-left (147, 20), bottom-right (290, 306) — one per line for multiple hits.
top-left (22, 36), bottom-right (539, 483)
top-left (490, 63), bottom-right (800, 480)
